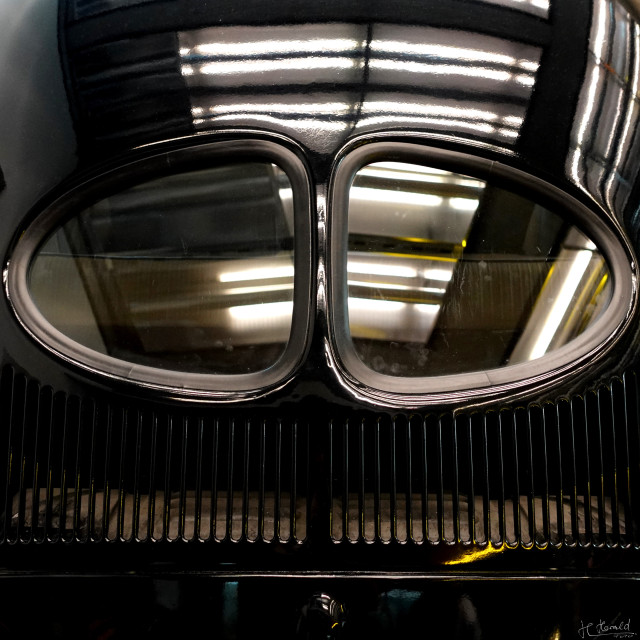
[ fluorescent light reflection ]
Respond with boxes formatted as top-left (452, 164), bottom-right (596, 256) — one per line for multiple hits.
top-left (187, 38), bottom-right (360, 58)
top-left (193, 112), bottom-right (349, 134)
top-left (224, 284), bottom-right (293, 296)
top-left (424, 268), bottom-right (453, 282)
top-left (528, 250), bottom-right (595, 360)
top-left (360, 163), bottom-right (486, 190)
top-left (219, 265), bottom-right (294, 283)
top-left (370, 59), bottom-right (529, 83)
top-left (348, 281), bottom-right (446, 295)
top-left (228, 300), bottom-right (293, 320)
top-left (449, 197), bottom-right (479, 211)
top-left (351, 186), bottom-right (443, 207)
top-left (371, 162), bottom-right (450, 175)
top-left (416, 303), bottom-right (440, 314)
top-left (205, 102), bottom-right (352, 116)
top-left (192, 57), bottom-right (359, 76)
top-left (357, 115), bottom-right (508, 136)
top-left (365, 101), bottom-right (520, 123)
top-left (375, 40), bottom-right (539, 71)
top-left (348, 262), bottom-right (418, 278)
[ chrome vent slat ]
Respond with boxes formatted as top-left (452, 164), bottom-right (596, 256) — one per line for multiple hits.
top-left (1, 363), bottom-right (638, 551)
top-left (0, 365), bottom-right (308, 545)
top-left (329, 374), bottom-right (640, 548)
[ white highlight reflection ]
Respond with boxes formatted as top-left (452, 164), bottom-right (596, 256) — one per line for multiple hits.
top-left (528, 250), bottom-right (595, 360)
top-left (187, 38), bottom-right (360, 57)
top-left (205, 102), bottom-right (352, 116)
top-left (449, 197), bottom-right (480, 211)
top-left (424, 268), bottom-right (454, 282)
top-left (193, 57), bottom-right (359, 76)
top-left (348, 262), bottom-right (418, 278)
top-left (220, 265), bottom-right (295, 283)
top-left (228, 300), bottom-right (293, 320)
top-left (348, 280), bottom-right (446, 295)
top-left (351, 186), bottom-right (443, 207)
top-left (376, 40), bottom-right (539, 71)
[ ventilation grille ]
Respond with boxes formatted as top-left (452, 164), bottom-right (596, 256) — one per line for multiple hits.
top-left (1, 364), bottom-right (639, 553)
top-left (330, 374), bottom-right (640, 549)
top-left (0, 366), bottom-right (308, 544)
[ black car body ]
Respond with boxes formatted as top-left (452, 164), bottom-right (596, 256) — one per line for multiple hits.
top-left (0, 0), bottom-right (639, 637)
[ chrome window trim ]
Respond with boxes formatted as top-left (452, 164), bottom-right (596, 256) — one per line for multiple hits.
top-left (328, 141), bottom-right (637, 402)
top-left (5, 138), bottom-right (314, 398)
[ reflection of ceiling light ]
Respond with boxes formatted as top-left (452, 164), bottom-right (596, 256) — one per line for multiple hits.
top-left (370, 162), bottom-right (451, 175)
top-left (358, 114), bottom-right (503, 136)
top-left (423, 268), bottom-right (453, 282)
top-left (225, 284), bottom-right (294, 295)
top-left (348, 262), bottom-right (418, 278)
top-left (197, 113), bottom-right (349, 133)
top-left (449, 197), bottom-right (479, 211)
top-left (220, 265), bottom-right (294, 283)
top-left (350, 186), bottom-right (443, 207)
top-left (415, 303), bottom-right (440, 314)
top-left (528, 249), bottom-right (594, 360)
top-left (357, 166), bottom-right (485, 189)
top-left (370, 59), bottom-right (519, 82)
top-left (530, 0), bottom-right (550, 10)
top-left (208, 102), bottom-right (351, 115)
top-left (228, 300), bottom-right (293, 319)
top-left (515, 74), bottom-right (535, 87)
top-left (186, 38), bottom-right (359, 58)
top-left (192, 57), bottom-right (358, 76)
top-left (375, 40), bottom-right (539, 71)
top-left (365, 100), bottom-right (523, 125)
top-left (348, 280), bottom-right (446, 295)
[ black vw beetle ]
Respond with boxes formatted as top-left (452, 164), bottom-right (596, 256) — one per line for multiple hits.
top-left (0, 0), bottom-right (638, 636)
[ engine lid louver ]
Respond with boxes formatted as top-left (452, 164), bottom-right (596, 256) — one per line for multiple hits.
top-left (329, 384), bottom-right (639, 549)
top-left (0, 364), bottom-right (638, 566)
top-left (0, 366), bottom-right (308, 546)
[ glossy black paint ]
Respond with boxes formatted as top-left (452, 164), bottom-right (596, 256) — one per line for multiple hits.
top-left (1, 0), bottom-right (639, 636)
top-left (0, 574), bottom-right (638, 639)
top-left (1, 0), bottom-right (639, 407)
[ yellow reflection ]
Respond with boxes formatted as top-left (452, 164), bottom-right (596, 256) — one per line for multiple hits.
top-left (443, 544), bottom-right (504, 565)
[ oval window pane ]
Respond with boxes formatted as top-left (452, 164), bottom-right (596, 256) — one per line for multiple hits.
top-left (347, 161), bottom-right (613, 377)
top-left (28, 162), bottom-right (295, 375)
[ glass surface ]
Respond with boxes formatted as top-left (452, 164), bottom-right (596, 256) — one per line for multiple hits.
top-left (347, 162), bottom-right (613, 377)
top-left (28, 163), bottom-right (295, 375)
